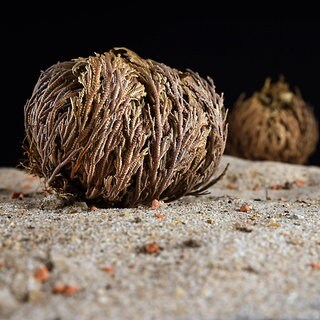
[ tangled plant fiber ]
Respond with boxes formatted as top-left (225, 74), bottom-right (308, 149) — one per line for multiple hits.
top-left (226, 77), bottom-right (319, 164)
top-left (24, 47), bottom-right (228, 207)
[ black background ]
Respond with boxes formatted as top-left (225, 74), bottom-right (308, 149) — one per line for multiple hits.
top-left (2, 19), bottom-right (320, 167)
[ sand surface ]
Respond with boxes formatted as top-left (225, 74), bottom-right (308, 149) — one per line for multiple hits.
top-left (0, 155), bottom-right (319, 320)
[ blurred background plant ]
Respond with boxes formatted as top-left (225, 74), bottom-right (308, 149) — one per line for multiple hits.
top-left (226, 76), bottom-right (319, 164)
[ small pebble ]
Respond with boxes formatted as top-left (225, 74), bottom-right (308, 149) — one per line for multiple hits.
top-left (239, 204), bottom-right (252, 212)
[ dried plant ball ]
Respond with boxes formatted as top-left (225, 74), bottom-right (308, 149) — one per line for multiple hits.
top-left (226, 77), bottom-right (319, 164)
top-left (23, 47), bottom-right (228, 207)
